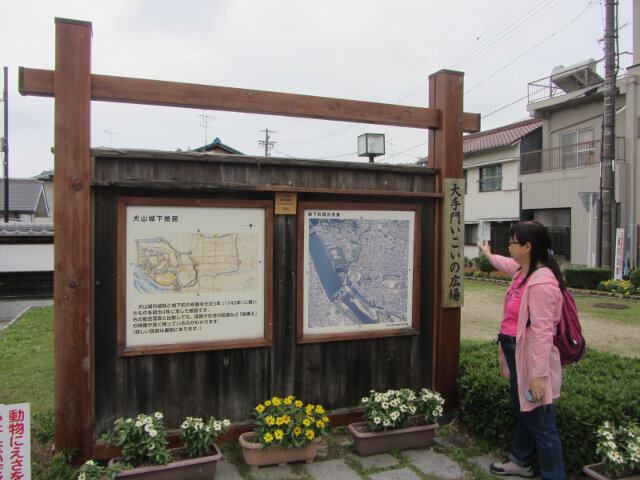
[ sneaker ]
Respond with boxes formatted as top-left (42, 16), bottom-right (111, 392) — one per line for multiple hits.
top-left (489, 460), bottom-right (535, 478)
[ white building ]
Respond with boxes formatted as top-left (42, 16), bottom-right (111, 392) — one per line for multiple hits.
top-left (0, 177), bottom-right (54, 297)
top-left (462, 119), bottom-right (542, 261)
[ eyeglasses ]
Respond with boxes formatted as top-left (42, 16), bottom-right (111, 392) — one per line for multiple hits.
top-left (508, 241), bottom-right (522, 246)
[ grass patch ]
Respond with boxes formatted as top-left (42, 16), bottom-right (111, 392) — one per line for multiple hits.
top-left (465, 277), bottom-right (640, 325)
top-left (0, 305), bottom-right (54, 414)
top-left (572, 294), bottom-right (640, 324)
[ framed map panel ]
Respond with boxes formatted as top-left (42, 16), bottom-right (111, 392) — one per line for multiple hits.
top-left (297, 202), bottom-right (421, 343)
top-left (117, 197), bottom-right (273, 355)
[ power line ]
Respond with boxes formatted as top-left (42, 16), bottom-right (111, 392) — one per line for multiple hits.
top-left (465, 0), bottom-right (597, 94)
top-left (482, 95), bottom-right (529, 119)
top-left (397, 0), bottom-right (595, 107)
top-left (396, 0), bottom-right (565, 105)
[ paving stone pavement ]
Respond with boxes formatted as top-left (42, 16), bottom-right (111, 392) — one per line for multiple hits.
top-left (218, 437), bottom-right (507, 479)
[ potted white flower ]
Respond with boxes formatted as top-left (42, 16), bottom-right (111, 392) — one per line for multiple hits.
top-left (583, 420), bottom-right (640, 480)
top-left (88, 411), bottom-right (229, 479)
top-left (347, 387), bottom-right (444, 456)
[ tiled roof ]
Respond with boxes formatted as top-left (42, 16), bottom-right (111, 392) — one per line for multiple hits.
top-left (463, 118), bottom-right (542, 154)
top-left (0, 223), bottom-right (54, 237)
top-left (0, 179), bottom-right (46, 212)
top-left (193, 137), bottom-right (244, 155)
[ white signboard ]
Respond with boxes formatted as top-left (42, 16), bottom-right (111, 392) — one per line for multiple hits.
top-left (118, 197), bottom-right (273, 355)
top-left (0, 403), bottom-right (31, 480)
top-left (614, 228), bottom-right (625, 280)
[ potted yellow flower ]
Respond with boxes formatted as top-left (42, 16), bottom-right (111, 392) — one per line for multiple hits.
top-left (238, 395), bottom-right (329, 470)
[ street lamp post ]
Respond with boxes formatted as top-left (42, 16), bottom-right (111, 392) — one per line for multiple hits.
top-left (357, 133), bottom-right (385, 163)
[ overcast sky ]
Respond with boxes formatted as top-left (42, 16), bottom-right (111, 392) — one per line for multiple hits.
top-left (1, 0), bottom-right (634, 178)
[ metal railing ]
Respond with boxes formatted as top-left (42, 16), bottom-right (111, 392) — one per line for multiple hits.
top-left (527, 53), bottom-right (633, 104)
top-left (520, 138), bottom-right (625, 174)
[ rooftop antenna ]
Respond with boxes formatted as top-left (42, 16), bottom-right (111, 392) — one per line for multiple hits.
top-left (104, 129), bottom-right (116, 147)
top-left (198, 110), bottom-right (216, 146)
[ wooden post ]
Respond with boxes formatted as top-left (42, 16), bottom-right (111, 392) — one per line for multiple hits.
top-left (428, 70), bottom-right (464, 411)
top-left (53, 18), bottom-right (93, 459)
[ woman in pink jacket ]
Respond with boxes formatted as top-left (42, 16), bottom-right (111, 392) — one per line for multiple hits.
top-left (478, 221), bottom-right (565, 480)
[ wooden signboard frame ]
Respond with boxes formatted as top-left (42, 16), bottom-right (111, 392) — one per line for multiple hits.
top-left (296, 201), bottom-right (421, 344)
top-left (19, 17), bottom-right (479, 459)
top-left (116, 196), bottom-right (274, 356)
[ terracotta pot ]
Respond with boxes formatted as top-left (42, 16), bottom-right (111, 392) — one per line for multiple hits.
top-left (583, 463), bottom-right (640, 480)
top-left (238, 431), bottom-right (320, 470)
top-left (109, 444), bottom-right (222, 480)
top-left (347, 416), bottom-right (438, 457)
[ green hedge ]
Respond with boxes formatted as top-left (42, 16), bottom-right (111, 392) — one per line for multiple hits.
top-left (564, 267), bottom-right (611, 289)
top-left (458, 341), bottom-right (640, 476)
top-left (475, 256), bottom-right (494, 273)
top-left (631, 268), bottom-right (640, 289)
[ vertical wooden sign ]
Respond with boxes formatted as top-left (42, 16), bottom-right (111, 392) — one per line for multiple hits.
top-left (442, 178), bottom-right (464, 308)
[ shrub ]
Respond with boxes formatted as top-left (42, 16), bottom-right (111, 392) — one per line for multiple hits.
top-left (565, 267), bottom-right (611, 289)
top-left (33, 410), bottom-right (55, 444)
top-left (458, 341), bottom-right (640, 476)
top-left (598, 279), bottom-right (640, 295)
top-left (630, 268), bottom-right (640, 289)
top-left (476, 256), bottom-right (494, 273)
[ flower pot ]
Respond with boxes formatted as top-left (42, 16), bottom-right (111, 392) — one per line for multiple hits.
top-left (109, 444), bottom-right (222, 480)
top-left (238, 431), bottom-right (320, 470)
top-left (347, 417), bottom-right (438, 457)
top-left (583, 463), bottom-right (640, 480)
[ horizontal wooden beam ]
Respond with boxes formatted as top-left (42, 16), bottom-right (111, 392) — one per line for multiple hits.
top-left (91, 179), bottom-right (445, 198)
top-left (19, 67), bottom-right (481, 132)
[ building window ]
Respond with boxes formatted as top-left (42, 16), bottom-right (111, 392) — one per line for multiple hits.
top-left (480, 164), bottom-right (502, 192)
top-left (560, 127), bottom-right (594, 168)
top-left (464, 224), bottom-right (477, 245)
top-left (532, 208), bottom-right (571, 260)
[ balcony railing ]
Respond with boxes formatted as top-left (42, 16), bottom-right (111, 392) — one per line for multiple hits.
top-left (527, 53), bottom-right (633, 104)
top-left (520, 138), bottom-right (625, 174)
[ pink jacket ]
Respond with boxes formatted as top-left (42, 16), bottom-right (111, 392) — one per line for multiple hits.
top-left (490, 255), bottom-right (563, 412)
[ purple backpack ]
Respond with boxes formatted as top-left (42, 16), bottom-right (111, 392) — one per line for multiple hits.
top-left (554, 290), bottom-right (586, 365)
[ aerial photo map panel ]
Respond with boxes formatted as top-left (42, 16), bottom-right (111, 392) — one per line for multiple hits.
top-left (302, 206), bottom-right (417, 338)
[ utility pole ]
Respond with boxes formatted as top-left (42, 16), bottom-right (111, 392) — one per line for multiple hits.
top-left (258, 129), bottom-right (276, 156)
top-left (3, 66), bottom-right (8, 223)
top-left (600, 0), bottom-right (617, 267)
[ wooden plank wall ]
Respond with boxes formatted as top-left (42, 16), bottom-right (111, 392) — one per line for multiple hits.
top-left (92, 151), bottom-right (438, 434)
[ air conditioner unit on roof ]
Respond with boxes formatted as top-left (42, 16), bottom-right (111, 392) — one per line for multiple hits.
top-left (551, 58), bottom-right (603, 93)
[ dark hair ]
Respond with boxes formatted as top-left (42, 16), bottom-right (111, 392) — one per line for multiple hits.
top-left (509, 220), bottom-right (565, 291)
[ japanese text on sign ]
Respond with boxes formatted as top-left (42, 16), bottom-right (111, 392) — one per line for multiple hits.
top-left (442, 179), bottom-right (465, 308)
top-left (124, 203), bottom-right (267, 351)
top-left (0, 403), bottom-right (31, 480)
